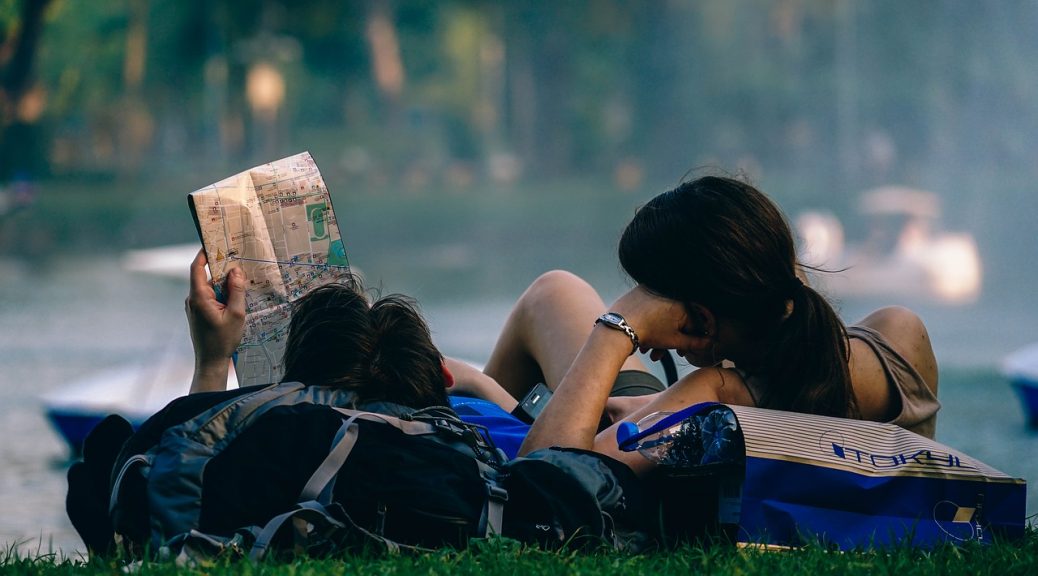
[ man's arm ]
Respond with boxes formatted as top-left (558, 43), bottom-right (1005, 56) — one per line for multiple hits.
top-left (185, 249), bottom-right (247, 394)
top-left (443, 357), bottom-right (519, 411)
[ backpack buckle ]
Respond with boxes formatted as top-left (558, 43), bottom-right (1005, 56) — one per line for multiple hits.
top-left (487, 484), bottom-right (509, 504)
top-left (431, 417), bottom-right (468, 437)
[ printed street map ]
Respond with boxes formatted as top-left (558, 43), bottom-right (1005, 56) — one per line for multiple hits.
top-left (189, 151), bottom-right (351, 386)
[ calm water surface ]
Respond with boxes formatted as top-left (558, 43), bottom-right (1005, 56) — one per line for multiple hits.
top-left (1, 255), bottom-right (1034, 558)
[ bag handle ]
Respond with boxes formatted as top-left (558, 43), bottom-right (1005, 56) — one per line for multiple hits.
top-left (299, 409), bottom-right (438, 503)
top-left (299, 415), bottom-right (362, 503)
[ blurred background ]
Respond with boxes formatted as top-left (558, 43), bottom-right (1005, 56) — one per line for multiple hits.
top-left (1, 0), bottom-right (1036, 556)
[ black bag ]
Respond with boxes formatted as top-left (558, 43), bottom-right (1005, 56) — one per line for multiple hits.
top-left (503, 447), bottom-right (650, 551)
top-left (70, 382), bottom-right (649, 561)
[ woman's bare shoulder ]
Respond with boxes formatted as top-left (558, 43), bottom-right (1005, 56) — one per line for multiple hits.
top-left (666, 366), bottom-right (754, 407)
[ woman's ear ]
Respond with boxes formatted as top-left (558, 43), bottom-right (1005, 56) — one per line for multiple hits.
top-left (686, 303), bottom-right (716, 338)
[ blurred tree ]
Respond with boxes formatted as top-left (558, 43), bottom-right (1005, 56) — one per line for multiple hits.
top-left (0, 0), bottom-right (52, 180)
top-left (7, 0), bottom-right (1038, 200)
top-left (117, 0), bottom-right (151, 174)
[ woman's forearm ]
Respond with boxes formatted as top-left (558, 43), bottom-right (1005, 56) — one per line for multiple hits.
top-left (518, 325), bottom-right (632, 455)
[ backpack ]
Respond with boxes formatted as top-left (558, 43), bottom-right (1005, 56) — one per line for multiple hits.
top-left (83, 381), bottom-right (648, 561)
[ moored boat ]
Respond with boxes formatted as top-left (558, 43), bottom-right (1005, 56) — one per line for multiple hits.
top-left (796, 186), bottom-right (982, 305)
top-left (42, 360), bottom-right (237, 457)
top-left (1001, 342), bottom-right (1038, 427)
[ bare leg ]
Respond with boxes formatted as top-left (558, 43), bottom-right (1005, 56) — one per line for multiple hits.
top-left (484, 270), bottom-right (648, 399)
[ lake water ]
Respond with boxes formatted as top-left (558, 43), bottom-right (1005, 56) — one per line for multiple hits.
top-left (1, 254), bottom-right (1035, 558)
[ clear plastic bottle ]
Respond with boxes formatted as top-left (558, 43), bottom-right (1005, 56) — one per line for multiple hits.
top-left (617, 405), bottom-right (740, 467)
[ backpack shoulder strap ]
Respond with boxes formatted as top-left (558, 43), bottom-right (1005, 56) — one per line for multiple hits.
top-left (299, 408), bottom-right (508, 537)
top-left (300, 409), bottom-right (439, 503)
top-left (181, 382), bottom-right (307, 448)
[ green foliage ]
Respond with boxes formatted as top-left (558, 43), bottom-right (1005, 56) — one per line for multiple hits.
top-left (0, 0), bottom-right (22, 34)
top-left (21, 2), bottom-right (1035, 178)
top-left (37, 1), bottom-right (128, 117)
top-left (3, 0), bottom-right (1038, 226)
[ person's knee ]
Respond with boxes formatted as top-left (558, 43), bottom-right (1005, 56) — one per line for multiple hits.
top-left (522, 270), bottom-right (595, 307)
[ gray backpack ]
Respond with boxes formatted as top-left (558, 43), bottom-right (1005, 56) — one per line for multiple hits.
top-left (107, 381), bottom-right (648, 563)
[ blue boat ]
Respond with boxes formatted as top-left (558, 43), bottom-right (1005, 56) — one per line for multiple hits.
top-left (42, 244), bottom-right (218, 456)
top-left (42, 361), bottom-right (238, 457)
top-left (1001, 343), bottom-right (1038, 428)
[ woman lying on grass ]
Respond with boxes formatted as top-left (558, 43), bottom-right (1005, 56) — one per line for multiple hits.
top-left (477, 176), bottom-right (939, 476)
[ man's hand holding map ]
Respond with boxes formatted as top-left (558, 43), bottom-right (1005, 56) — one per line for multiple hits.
top-left (189, 151), bottom-right (351, 386)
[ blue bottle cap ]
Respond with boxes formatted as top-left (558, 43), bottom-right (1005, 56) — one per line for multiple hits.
top-left (616, 421), bottom-right (639, 451)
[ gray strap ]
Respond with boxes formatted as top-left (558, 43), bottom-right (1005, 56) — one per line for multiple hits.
top-left (248, 502), bottom-right (327, 561)
top-left (484, 485), bottom-right (507, 536)
top-left (333, 407), bottom-right (503, 467)
top-left (194, 382), bottom-right (306, 448)
top-left (330, 407), bottom-right (437, 436)
top-left (108, 453), bottom-right (151, 515)
top-left (298, 410), bottom-right (438, 504)
top-left (299, 415), bottom-right (362, 503)
top-left (249, 501), bottom-right (398, 561)
top-left (475, 462), bottom-right (508, 537)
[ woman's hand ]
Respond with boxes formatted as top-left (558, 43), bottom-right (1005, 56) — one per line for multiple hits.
top-left (186, 249), bottom-right (246, 393)
top-left (610, 285), bottom-right (699, 357)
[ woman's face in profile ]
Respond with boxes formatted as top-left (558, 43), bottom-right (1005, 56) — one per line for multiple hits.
top-left (676, 347), bottom-right (719, 369)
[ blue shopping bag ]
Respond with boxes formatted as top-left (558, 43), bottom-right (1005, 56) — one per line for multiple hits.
top-left (620, 403), bottom-right (1027, 549)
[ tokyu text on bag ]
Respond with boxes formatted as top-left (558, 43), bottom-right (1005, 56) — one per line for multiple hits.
top-left (106, 382), bottom-right (644, 561)
top-left (621, 402), bottom-right (1027, 550)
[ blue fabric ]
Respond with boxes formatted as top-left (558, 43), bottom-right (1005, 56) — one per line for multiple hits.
top-left (740, 456), bottom-right (1027, 547)
top-left (449, 396), bottom-right (530, 460)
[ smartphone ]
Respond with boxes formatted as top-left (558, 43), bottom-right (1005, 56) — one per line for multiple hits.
top-left (517, 382), bottom-right (553, 423)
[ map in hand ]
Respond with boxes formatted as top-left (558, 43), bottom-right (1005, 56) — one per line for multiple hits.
top-left (189, 151), bottom-right (351, 387)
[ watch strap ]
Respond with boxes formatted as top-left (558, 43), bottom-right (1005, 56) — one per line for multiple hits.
top-left (595, 312), bottom-right (640, 355)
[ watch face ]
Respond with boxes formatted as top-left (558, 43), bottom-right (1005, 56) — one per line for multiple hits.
top-left (601, 312), bottom-right (623, 325)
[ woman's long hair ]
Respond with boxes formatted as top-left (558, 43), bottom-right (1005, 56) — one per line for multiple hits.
top-left (619, 176), bottom-right (857, 418)
top-left (280, 278), bottom-right (449, 409)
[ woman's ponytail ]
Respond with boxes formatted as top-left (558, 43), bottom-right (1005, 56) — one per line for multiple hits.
top-left (761, 279), bottom-right (856, 418)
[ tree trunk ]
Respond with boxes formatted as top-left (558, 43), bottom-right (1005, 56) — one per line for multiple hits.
top-left (0, 0), bottom-right (53, 180)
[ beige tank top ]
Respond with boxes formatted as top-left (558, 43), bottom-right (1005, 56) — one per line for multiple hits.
top-left (740, 325), bottom-right (940, 438)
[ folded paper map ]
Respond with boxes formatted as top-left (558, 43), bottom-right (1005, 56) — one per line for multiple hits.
top-left (189, 151), bottom-right (351, 386)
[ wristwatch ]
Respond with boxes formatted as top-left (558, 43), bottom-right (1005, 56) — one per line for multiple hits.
top-left (595, 312), bottom-right (640, 355)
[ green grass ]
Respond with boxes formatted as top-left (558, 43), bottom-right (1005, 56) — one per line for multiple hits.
top-left (4, 532), bottom-right (1037, 576)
